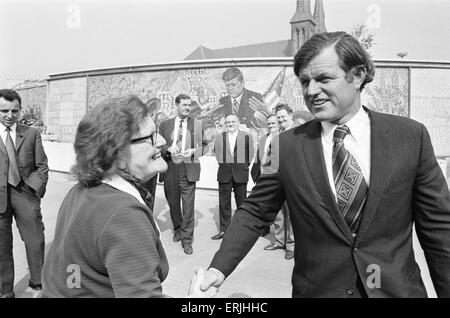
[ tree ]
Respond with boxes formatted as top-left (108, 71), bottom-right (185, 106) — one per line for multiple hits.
top-left (351, 24), bottom-right (376, 52)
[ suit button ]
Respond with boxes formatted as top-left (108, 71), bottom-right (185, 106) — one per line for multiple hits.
top-left (353, 247), bottom-right (358, 253)
top-left (346, 288), bottom-right (354, 296)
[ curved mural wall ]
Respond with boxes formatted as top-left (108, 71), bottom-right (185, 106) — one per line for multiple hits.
top-left (30, 58), bottom-right (450, 186)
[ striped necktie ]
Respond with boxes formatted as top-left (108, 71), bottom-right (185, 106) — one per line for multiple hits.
top-left (332, 125), bottom-right (368, 233)
top-left (6, 127), bottom-right (21, 187)
top-left (233, 99), bottom-right (239, 114)
top-left (176, 119), bottom-right (184, 151)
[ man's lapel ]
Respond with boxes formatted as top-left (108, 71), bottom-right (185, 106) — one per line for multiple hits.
top-left (0, 135), bottom-right (6, 156)
top-left (15, 124), bottom-right (26, 151)
top-left (168, 117), bottom-right (176, 144)
top-left (238, 89), bottom-right (249, 116)
top-left (303, 121), bottom-right (354, 242)
top-left (356, 109), bottom-right (391, 239)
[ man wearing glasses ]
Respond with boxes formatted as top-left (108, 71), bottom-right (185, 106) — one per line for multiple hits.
top-left (159, 94), bottom-right (208, 254)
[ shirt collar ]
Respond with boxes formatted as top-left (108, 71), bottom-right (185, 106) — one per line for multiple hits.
top-left (321, 107), bottom-right (369, 144)
top-left (102, 174), bottom-right (145, 206)
top-left (0, 122), bottom-right (17, 133)
top-left (233, 92), bottom-right (243, 104)
top-left (228, 129), bottom-right (239, 137)
top-left (176, 116), bottom-right (187, 123)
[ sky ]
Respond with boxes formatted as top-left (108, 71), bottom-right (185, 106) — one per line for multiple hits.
top-left (1, 0), bottom-right (450, 87)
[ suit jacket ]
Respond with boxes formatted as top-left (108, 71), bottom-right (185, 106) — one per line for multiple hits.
top-left (41, 183), bottom-right (169, 298)
top-left (215, 131), bottom-right (254, 184)
top-left (0, 124), bottom-right (48, 213)
top-left (215, 88), bottom-right (265, 129)
top-left (159, 117), bottom-right (207, 182)
top-left (250, 133), bottom-right (270, 182)
top-left (210, 108), bottom-right (450, 297)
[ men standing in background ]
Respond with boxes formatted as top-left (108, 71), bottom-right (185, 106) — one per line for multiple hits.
top-left (0, 89), bottom-right (49, 298)
top-left (212, 114), bottom-right (254, 240)
top-left (251, 114), bottom-right (279, 182)
top-left (159, 94), bottom-right (207, 255)
top-left (261, 104), bottom-right (295, 260)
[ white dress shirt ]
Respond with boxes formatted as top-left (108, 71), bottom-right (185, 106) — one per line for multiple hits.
top-left (227, 130), bottom-right (239, 154)
top-left (171, 116), bottom-right (188, 152)
top-left (321, 107), bottom-right (371, 200)
top-left (0, 122), bottom-right (17, 147)
top-left (263, 133), bottom-right (273, 155)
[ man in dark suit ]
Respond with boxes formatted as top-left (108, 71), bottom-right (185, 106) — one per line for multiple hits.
top-left (199, 32), bottom-right (450, 297)
top-left (0, 89), bottom-right (49, 298)
top-left (210, 67), bottom-right (267, 130)
top-left (159, 94), bottom-right (207, 255)
top-left (212, 114), bottom-right (254, 240)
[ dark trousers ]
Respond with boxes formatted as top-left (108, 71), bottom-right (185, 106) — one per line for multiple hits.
top-left (0, 183), bottom-right (45, 296)
top-left (163, 163), bottom-right (196, 244)
top-left (218, 180), bottom-right (247, 232)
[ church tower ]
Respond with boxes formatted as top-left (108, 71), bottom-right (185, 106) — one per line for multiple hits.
top-left (290, 0), bottom-right (317, 55)
top-left (290, 0), bottom-right (327, 55)
top-left (313, 0), bottom-right (327, 33)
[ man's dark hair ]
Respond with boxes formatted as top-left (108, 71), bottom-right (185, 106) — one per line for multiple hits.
top-left (175, 94), bottom-right (191, 105)
top-left (275, 103), bottom-right (293, 114)
top-left (293, 31), bottom-right (375, 91)
top-left (0, 89), bottom-right (22, 107)
top-left (222, 67), bottom-right (244, 82)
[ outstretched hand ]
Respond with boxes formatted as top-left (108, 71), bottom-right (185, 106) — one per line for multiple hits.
top-left (200, 268), bottom-right (225, 291)
top-left (188, 267), bottom-right (219, 298)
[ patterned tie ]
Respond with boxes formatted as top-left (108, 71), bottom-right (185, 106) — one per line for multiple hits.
top-left (176, 119), bottom-right (184, 151)
top-left (233, 99), bottom-right (239, 114)
top-left (5, 127), bottom-right (21, 187)
top-left (332, 125), bottom-right (368, 233)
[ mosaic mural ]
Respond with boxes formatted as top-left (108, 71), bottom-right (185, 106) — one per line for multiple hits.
top-left (32, 62), bottom-right (449, 160)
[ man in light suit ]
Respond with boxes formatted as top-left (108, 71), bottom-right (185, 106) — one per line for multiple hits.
top-left (212, 114), bottom-right (254, 240)
top-left (198, 32), bottom-right (450, 297)
top-left (0, 89), bottom-right (48, 298)
top-left (159, 94), bottom-right (207, 255)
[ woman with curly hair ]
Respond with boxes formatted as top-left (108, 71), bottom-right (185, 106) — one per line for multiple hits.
top-left (41, 95), bottom-right (175, 297)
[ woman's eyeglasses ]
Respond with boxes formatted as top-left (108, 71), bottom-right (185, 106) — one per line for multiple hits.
top-left (130, 131), bottom-right (157, 146)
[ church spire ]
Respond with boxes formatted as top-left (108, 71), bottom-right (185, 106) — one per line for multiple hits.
top-left (290, 0), bottom-right (314, 23)
top-left (313, 0), bottom-right (327, 32)
top-left (290, 0), bottom-right (317, 55)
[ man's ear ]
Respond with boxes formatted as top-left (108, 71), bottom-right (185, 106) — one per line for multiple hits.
top-left (351, 66), bottom-right (367, 90)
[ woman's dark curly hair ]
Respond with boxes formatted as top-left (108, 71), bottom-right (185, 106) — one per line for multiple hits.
top-left (71, 95), bottom-right (149, 187)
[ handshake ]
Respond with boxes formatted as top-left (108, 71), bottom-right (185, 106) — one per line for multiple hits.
top-left (187, 267), bottom-right (225, 298)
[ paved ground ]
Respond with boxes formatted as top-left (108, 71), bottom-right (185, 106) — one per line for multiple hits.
top-left (12, 171), bottom-right (437, 298)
